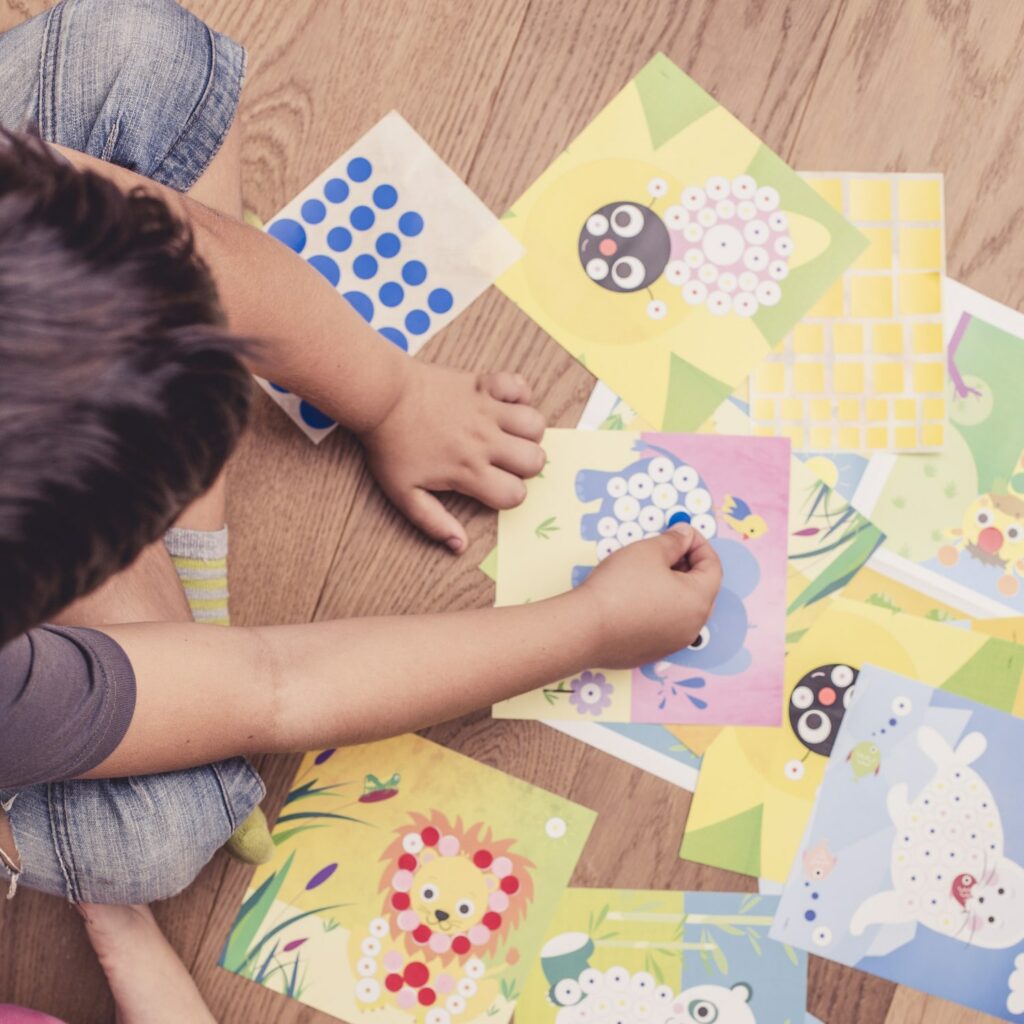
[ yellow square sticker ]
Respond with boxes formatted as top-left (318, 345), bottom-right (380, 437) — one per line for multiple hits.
top-left (899, 273), bottom-right (942, 315)
top-left (867, 426), bottom-right (890, 449)
top-left (850, 177), bottom-right (892, 221)
top-left (854, 227), bottom-right (893, 270)
top-left (838, 398), bottom-right (861, 420)
top-left (809, 399), bottom-right (832, 420)
top-left (873, 363), bottom-right (905, 393)
top-left (871, 322), bottom-right (905, 354)
top-left (780, 424), bottom-right (805, 447)
top-left (895, 425), bottom-right (920, 449)
top-left (866, 398), bottom-right (888, 421)
top-left (808, 177), bottom-right (843, 211)
top-left (808, 280), bottom-right (845, 318)
top-left (810, 426), bottom-right (834, 449)
top-left (898, 178), bottom-right (942, 221)
top-left (755, 363), bottom-right (786, 393)
top-left (899, 227), bottom-right (943, 270)
top-left (780, 398), bottom-right (805, 420)
top-left (794, 363), bottom-right (826, 393)
top-left (912, 322), bottom-right (944, 354)
top-left (792, 323), bottom-right (826, 354)
top-left (913, 361), bottom-right (945, 393)
top-left (835, 364), bottom-right (866, 394)
top-left (834, 323), bottom-right (864, 354)
top-left (851, 276), bottom-right (894, 317)
top-left (839, 426), bottom-right (863, 448)
top-left (922, 423), bottom-right (945, 447)
top-left (922, 397), bottom-right (945, 420)
top-left (752, 398), bottom-right (777, 421)
top-left (894, 398), bottom-right (917, 420)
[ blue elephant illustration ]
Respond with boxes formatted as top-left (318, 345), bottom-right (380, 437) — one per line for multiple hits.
top-left (571, 442), bottom-right (759, 709)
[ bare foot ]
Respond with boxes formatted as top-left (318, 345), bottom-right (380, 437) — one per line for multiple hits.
top-left (78, 904), bottom-right (216, 1024)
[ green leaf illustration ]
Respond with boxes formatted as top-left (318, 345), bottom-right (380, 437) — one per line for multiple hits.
top-left (535, 516), bottom-right (560, 539)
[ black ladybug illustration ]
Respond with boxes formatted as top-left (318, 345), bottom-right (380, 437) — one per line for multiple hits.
top-left (578, 201), bottom-right (670, 293)
top-left (789, 663), bottom-right (859, 758)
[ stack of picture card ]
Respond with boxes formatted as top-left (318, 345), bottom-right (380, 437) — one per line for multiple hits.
top-left (258, 111), bottom-right (522, 441)
top-left (220, 735), bottom-right (595, 1023)
top-left (771, 668), bottom-right (1024, 1022)
top-left (681, 599), bottom-right (1024, 882)
top-left (498, 52), bottom-right (866, 433)
top-left (517, 889), bottom-right (808, 1024)
top-left (492, 427), bottom-right (791, 726)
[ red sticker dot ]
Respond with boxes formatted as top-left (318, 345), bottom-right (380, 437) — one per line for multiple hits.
top-left (418, 987), bottom-right (437, 1006)
top-left (452, 936), bottom-right (471, 955)
top-left (385, 973), bottom-right (404, 993)
top-left (482, 912), bottom-right (502, 931)
top-left (413, 925), bottom-right (432, 944)
top-left (391, 892), bottom-right (410, 911)
top-left (500, 875), bottom-right (520, 894)
top-left (421, 827), bottom-right (440, 846)
top-left (398, 853), bottom-right (418, 871)
top-left (473, 849), bottom-right (493, 869)
top-left (404, 962), bottom-right (430, 988)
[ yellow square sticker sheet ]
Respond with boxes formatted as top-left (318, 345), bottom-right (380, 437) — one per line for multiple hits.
top-left (497, 54), bottom-right (867, 431)
top-left (750, 173), bottom-right (946, 452)
top-left (679, 600), bottom-right (1024, 883)
top-left (219, 735), bottom-right (595, 1023)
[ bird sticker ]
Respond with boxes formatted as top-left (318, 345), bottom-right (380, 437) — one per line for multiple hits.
top-left (847, 741), bottom-right (881, 779)
top-left (802, 839), bottom-right (838, 881)
top-left (722, 495), bottom-right (768, 542)
top-left (359, 772), bottom-right (401, 803)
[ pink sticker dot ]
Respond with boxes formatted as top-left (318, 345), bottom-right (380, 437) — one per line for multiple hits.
top-left (382, 951), bottom-right (403, 972)
top-left (429, 932), bottom-right (452, 954)
top-left (438, 835), bottom-right (461, 857)
top-left (488, 890), bottom-right (510, 913)
top-left (491, 856), bottom-right (512, 878)
top-left (397, 910), bottom-right (419, 932)
top-left (396, 988), bottom-right (417, 1010)
top-left (392, 869), bottom-right (413, 892)
top-left (468, 924), bottom-right (490, 946)
top-left (435, 973), bottom-right (455, 994)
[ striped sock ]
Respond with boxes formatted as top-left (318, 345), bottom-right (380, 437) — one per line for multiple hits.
top-left (164, 525), bottom-right (231, 626)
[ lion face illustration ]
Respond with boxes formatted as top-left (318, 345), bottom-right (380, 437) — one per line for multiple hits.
top-left (412, 855), bottom-right (492, 933)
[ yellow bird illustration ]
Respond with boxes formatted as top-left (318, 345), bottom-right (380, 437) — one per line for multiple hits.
top-left (722, 495), bottom-right (768, 542)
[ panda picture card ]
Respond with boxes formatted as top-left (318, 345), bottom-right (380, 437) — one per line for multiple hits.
top-left (259, 111), bottom-right (523, 442)
top-left (516, 889), bottom-right (808, 1024)
top-left (681, 599), bottom-right (1024, 883)
top-left (771, 667), bottom-right (1024, 1022)
top-left (493, 428), bottom-right (790, 725)
top-left (497, 53), bottom-right (866, 432)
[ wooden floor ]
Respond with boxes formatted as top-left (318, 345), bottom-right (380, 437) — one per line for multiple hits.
top-left (2, 1), bottom-right (1024, 1021)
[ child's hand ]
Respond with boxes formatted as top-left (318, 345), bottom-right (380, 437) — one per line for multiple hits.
top-left (358, 362), bottom-right (546, 553)
top-left (577, 524), bottom-right (723, 669)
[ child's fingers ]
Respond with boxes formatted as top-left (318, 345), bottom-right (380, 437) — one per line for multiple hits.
top-left (393, 486), bottom-right (468, 555)
top-left (681, 533), bottom-right (723, 593)
top-left (458, 466), bottom-right (528, 511)
top-left (495, 401), bottom-right (546, 442)
top-left (651, 523), bottom-right (698, 567)
top-left (490, 435), bottom-right (546, 479)
top-left (481, 371), bottom-right (532, 405)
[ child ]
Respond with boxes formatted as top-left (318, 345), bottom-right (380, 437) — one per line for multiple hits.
top-left (0, 0), bottom-right (722, 1015)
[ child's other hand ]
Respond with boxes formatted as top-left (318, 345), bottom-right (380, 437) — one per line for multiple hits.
top-left (358, 362), bottom-right (546, 553)
top-left (578, 524), bottom-right (723, 669)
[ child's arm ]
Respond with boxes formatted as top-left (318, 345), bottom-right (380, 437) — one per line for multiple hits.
top-left (84, 526), bottom-right (720, 778)
top-left (52, 144), bottom-right (546, 553)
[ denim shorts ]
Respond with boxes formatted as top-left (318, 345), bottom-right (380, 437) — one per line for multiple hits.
top-left (0, 0), bottom-right (263, 905)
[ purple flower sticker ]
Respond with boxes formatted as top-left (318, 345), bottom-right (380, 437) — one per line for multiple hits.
top-left (568, 670), bottom-right (613, 716)
top-left (306, 863), bottom-right (338, 890)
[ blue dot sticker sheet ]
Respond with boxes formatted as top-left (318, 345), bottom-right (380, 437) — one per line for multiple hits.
top-left (770, 666), bottom-right (1024, 1022)
top-left (259, 111), bottom-right (523, 442)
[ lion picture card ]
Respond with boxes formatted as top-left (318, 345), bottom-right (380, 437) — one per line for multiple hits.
top-left (771, 667), bottom-right (1024, 1022)
top-left (680, 600), bottom-right (1024, 883)
top-left (516, 889), bottom-right (808, 1024)
top-left (219, 734), bottom-right (595, 1023)
top-left (492, 428), bottom-right (790, 726)
top-left (496, 53), bottom-right (866, 432)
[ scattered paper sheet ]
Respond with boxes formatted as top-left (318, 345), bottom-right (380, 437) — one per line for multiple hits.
top-left (771, 666), bottom-right (1024, 1022)
top-left (750, 173), bottom-right (946, 452)
top-left (497, 53), bottom-right (866, 431)
top-left (219, 735), bottom-right (594, 1023)
top-left (681, 599), bottom-right (1024, 882)
top-left (259, 111), bottom-right (522, 441)
top-left (493, 428), bottom-right (790, 725)
top-left (517, 889), bottom-right (808, 1024)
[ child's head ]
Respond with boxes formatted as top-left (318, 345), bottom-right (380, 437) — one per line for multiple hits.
top-left (0, 132), bottom-right (254, 644)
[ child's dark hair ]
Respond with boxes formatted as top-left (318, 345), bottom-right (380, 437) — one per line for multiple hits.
top-left (0, 131), bottom-right (255, 644)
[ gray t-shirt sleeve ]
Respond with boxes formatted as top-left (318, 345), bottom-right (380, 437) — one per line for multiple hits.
top-left (0, 625), bottom-right (137, 789)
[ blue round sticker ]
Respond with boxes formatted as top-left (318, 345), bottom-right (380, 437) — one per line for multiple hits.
top-left (324, 178), bottom-right (349, 203)
top-left (379, 282), bottom-right (404, 307)
top-left (427, 288), bottom-right (453, 314)
top-left (327, 227), bottom-right (352, 252)
top-left (376, 232), bottom-right (401, 258)
top-left (267, 218), bottom-right (306, 253)
top-left (308, 254), bottom-right (340, 287)
top-left (353, 255), bottom-right (378, 280)
top-left (378, 327), bottom-right (408, 351)
top-left (350, 205), bottom-right (375, 231)
top-left (299, 400), bottom-right (335, 430)
top-left (347, 157), bottom-right (372, 182)
top-left (405, 309), bottom-right (430, 335)
top-left (401, 260), bottom-right (427, 286)
top-left (398, 211), bottom-right (424, 237)
top-left (373, 184), bottom-right (398, 209)
top-left (301, 199), bottom-right (326, 224)
top-left (343, 290), bottom-right (374, 323)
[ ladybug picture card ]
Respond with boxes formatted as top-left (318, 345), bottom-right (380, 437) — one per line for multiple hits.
top-left (497, 53), bottom-right (867, 432)
top-left (219, 734), bottom-right (595, 1023)
top-left (681, 599), bottom-right (1024, 884)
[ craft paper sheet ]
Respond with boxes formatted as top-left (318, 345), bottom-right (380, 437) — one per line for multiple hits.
top-left (771, 668), bottom-right (1024, 1022)
top-left (497, 53), bottom-right (866, 431)
top-left (750, 173), bottom-right (946, 452)
top-left (220, 735), bottom-right (594, 1023)
top-left (681, 600), bottom-right (1024, 883)
top-left (517, 890), bottom-right (808, 1024)
top-left (492, 428), bottom-right (790, 725)
top-left (850, 278), bottom-right (1024, 616)
top-left (258, 111), bottom-right (522, 441)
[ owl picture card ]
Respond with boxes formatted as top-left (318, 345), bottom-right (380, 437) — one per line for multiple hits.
top-left (497, 53), bottom-right (866, 431)
top-left (516, 889), bottom-right (808, 1024)
top-left (259, 111), bottom-right (523, 441)
top-left (493, 428), bottom-right (790, 725)
top-left (771, 667), bottom-right (1024, 1022)
top-left (220, 734), bottom-right (595, 1023)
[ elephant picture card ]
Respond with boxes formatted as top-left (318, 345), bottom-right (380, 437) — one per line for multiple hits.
top-left (219, 735), bottom-right (595, 1023)
top-left (681, 599), bottom-right (1024, 883)
top-left (771, 668), bottom-right (1024, 1022)
top-left (493, 428), bottom-right (790, 725)
top-left (515, 889), bottom-right (808, 1024)
top-left (496, 53), bottom-right (866, 432)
